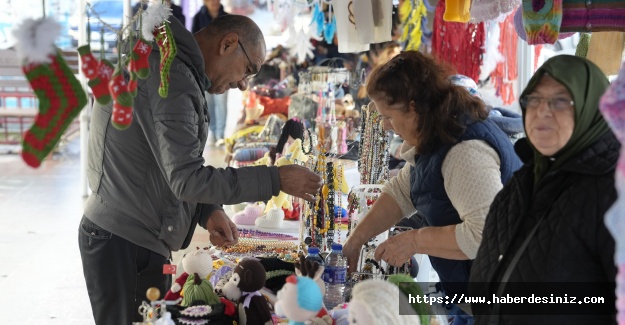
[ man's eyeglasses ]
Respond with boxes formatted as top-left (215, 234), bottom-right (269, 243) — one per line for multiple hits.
top-left (237, 40), bottom-right (257, 80)
top-left (520, 95), bottom-right (574, 112)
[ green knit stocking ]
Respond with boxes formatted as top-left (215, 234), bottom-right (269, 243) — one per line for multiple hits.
top-left (153, 22), bottom-right (177, 98)
top-left (21, 50), bottom-right (88, 167)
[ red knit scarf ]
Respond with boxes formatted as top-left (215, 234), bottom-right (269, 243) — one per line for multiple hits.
top-left (492, 14), bottom-right (518, 105)
top-left (432, 0), bottom-right (485, 82)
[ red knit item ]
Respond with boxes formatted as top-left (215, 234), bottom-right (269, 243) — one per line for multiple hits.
top-left (432, 0), bottom-right (485, 82)
top-left (534, 45), bottom-right (543, 70)
top-left (492, 14), bottom-right (518, 105)
top-left (21, 52), bottom-right (88, 168)
top-left (128, 37), bottom-right (152, 79)
top-left (77, 45), bottom-right (99, 80)
top-left (108, 68), bottom-right (134, 130)
top-left (88, 59), bottom-right (114, 104)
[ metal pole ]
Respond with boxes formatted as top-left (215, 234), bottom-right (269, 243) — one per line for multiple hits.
top-left (79, 0), bottom-right (90, 197)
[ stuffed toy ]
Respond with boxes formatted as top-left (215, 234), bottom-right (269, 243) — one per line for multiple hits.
top-left (164, 247), bottom-right (215, 302)
top-left (232, 203), bottom-right (265, 225)
top-left (274, 275), bottom-right (323, 325)
top-left (348, 279), bottom-right (421, 325)
top-left (220, 258), bottom-right (273, 325)
top-left (294, 255), bottom-right (334, 325)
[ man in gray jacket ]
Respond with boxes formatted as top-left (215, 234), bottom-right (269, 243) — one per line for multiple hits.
top-left (78, 15), bottom-right (321, 325)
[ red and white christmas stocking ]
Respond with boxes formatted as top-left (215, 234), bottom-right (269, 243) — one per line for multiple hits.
top-left (88, 59), bottom-right (115, 104)
top-left (12, 17), bottom-right (88, 168)
top-left (77, 44), bottom-right (99, 80)
top-left (127, 37), bottom-right (152, 79)
top-left (108, 67), bottom-right (134, 129)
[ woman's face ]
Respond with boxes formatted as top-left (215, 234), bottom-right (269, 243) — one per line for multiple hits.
top-left (371, 98), bottom-right (418, 146)
top-left (524, 74), bottom-right (575, 156)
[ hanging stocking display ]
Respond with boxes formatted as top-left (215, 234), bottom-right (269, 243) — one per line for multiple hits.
top-left (141, 2), bottom-right (176, 98)
top-left (128, 37), bottom-right (152, 79)
top-left (108, 68), bottom-right (135, 130)
top-left (77, 45), bottom-right (99, 80)
top-left (88, 59), bottom-right (115, 104)
top-left (432, 0), bottom-right (485, 82)
top-left (12, 17), bottom-right (88, 168)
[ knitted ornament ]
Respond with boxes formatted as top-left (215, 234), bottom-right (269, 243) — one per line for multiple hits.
top-left (255, 207), bottom-right (285, 228)
top-left (513, 6), bottom-right (574, 42)
top-left (349, 279), bottom-right (421, 325)
top-left (521, 0), bottom-right (563, 45)
top-left (586, 32), bottom-right (625, 76)
top-left (432, 0), bottom-right (485, 82)
top-left (141, 2), bottom-right (176, 98)
top-left (108, 67), bottom-right (134, 130)
top-left (88, 59), bottom-right (115, 104)
top-left (469, 0), bottom-right (519, 23)
top-left (12, 17), bottom-right (88, 168)
top-left (443, 0), bottom-right (471, 23)
top-left (77, 44), bottom-right (99, 80)
top-left (128, 37), bottom-right (152, 79)
top-left (232, 203), bottom-right (263, 225)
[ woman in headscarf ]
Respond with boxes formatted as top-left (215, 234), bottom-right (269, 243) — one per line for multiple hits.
top-left (469, 55), bottom-right (619, 325)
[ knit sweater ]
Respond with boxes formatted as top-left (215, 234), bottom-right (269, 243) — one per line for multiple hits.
top-left (383, 140), bottom-right (502, 259)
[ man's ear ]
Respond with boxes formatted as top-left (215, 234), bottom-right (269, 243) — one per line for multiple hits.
top-left (219, 32), bottom-right (239, 55)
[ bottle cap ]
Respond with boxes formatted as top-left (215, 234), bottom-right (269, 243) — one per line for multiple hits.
top-left (308, 246), bottom-right (320, 255)
top-left (331, 243), bottom-right (343, 251)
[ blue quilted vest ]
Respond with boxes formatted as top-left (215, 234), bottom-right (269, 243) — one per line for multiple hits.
top-left (409, 118), bottom-right (522, 295)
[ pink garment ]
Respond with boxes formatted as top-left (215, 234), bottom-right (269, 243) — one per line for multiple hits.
top-left (470, 0), bottom-right (519, 23)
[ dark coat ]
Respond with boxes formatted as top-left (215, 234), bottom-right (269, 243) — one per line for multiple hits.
top-left (469, 132), bottom-right (619, 325)
top-left (192, 4), bottom-right (228, 34)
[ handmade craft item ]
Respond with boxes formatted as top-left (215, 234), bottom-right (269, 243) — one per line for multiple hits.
top-left (12, 17), bottom-right (88, 168)
top-left (274, 275), bottom-right (323, 325)
top-left (349, 279), bottom-right (421, 325)
top-left (141, 1), bottom-right (176, 98)
top-left (164, 247), bottom-right (218, 304)
top-left (220, 258), bottom-right (273, 325)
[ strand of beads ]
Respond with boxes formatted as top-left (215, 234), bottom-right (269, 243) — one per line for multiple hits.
top-left (336, 163), bottom-right (343, 243)
top-left (326, 161), bottom-right (335, 247)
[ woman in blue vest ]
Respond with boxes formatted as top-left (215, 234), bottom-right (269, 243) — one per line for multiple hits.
top-left (343, 51), bottom-right (522, 325)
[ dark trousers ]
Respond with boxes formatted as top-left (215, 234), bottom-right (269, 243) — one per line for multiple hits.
top-left (78, 216), bottom-right (171, 325)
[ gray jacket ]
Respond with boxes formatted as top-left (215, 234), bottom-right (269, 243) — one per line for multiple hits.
top-left (84, 18), bottom-right (280, 258)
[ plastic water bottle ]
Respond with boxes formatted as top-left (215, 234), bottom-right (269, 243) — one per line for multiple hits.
top-left (323, 243), bottom-right (347, 310)
top-left (306, 247), bottom-right (325, 267)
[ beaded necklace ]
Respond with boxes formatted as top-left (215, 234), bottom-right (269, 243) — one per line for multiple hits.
top-left (336, 163), bottom-right (343, 243)
top-left (326, 161), bottom-right (335, 247)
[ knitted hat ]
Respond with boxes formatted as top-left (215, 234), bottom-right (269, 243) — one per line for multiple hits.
top-left (182, 248), bottom-right (214, 279)
top-left (514, 4), bottom-right (573, 43)
top-left (232, 203), bottom-right (264, 225)
top-left (520, 0), bottom-right (563, 45)
top-left (350, 279), bottom-right (422, 325)
top-left (449, 74), bottom-right (482, 99)
top-left (292, 276), bottom-right (323, 312)
top-left (255, 207), bottom-right (285, 228)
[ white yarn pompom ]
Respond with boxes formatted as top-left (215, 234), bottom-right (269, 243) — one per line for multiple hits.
top-left (141, 2), bottom-right (172, 42)
top-left (12, 17), bottom-right (61, 64)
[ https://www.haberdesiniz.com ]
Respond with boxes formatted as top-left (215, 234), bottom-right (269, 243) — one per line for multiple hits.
top-left (408, 293), bottom-right (606, 305)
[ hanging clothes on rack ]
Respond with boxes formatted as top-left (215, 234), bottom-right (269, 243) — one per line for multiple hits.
top-left (333, 0), bottom-right (370, 53)
top-left (432, 0), bottom-right (485, 82)
top-left (352, 0), bottom-right (393, 44)
top-left (470, 0), bottom-right (520, 23)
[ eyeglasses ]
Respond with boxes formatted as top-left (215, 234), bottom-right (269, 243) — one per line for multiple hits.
top-left (520, 95), bottom-right (574, 112)
top-left (237, 40), bottom-right (256, 81)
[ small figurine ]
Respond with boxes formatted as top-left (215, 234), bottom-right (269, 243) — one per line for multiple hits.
top-left (274, 275), bottom-right (323, 325)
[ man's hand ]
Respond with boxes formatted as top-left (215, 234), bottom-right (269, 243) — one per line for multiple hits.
top-left (343, 236), bottom-right (364, 275)
top-left (205, 210), bottom-right (239, 247)
top-left (278, 165), bottom-right (322, 202)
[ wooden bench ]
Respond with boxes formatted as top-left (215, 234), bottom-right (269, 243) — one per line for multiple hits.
top-left (0, 48), bottom-right (83, 152)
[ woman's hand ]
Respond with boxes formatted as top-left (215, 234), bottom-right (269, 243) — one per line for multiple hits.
top-left (343, 237), bottom-right (365, 275)
top-left (374, 229), bottom-right (419, 267)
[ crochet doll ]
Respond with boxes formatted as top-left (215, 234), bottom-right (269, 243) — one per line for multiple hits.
top-left (348, 279), bottom-right (421, 325)
top-left (274, 275), bottom-right (324, 325)
top-left (220, 258), bottom-right (273, 325)
top-left (163, 247), bottom-right (216, 303)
